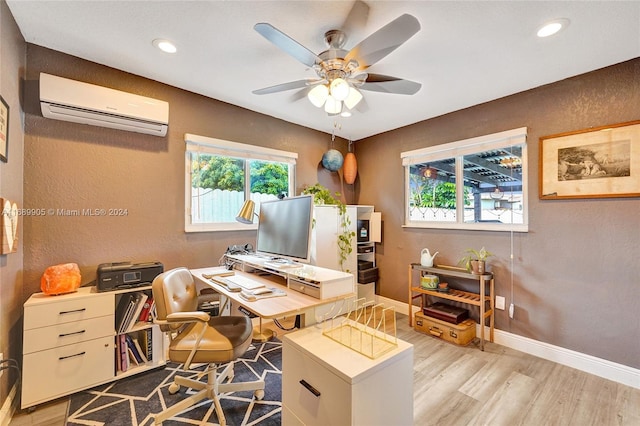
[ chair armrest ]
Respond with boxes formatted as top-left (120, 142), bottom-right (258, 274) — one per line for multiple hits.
top-left (166, 311), bottom-right (211, 323)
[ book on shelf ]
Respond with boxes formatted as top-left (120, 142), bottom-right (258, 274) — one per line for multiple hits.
top-left (127, 347), bottom-right (139, 366)
top-left (132, 337), bottom-right (148, 363)
top-left (126, 292), bottom-right (148, 331)
top-left (117, 334), bottom-right (129, 372)
top-left (138, 296), bottom-right (154, 323)
top-left (115, 293), bottom-right (136, 333)
top-left (116, 292), bottom-right (150, 333)
top-left (125, 334), bottom-right (147, 364)
top-left (140, 328), bottom-right (153, 361)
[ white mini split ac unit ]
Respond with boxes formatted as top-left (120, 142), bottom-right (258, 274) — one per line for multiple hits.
top-left (39, 73), bottom-right (169, 137)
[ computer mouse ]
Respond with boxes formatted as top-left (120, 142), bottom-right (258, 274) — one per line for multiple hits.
top-left (253, 287), bottom-right (273, 295)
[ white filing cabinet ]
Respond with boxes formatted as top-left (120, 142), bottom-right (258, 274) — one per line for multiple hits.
top-left (282, 326), bottom-right (413, 425)
top-left (21, 286), bottom-right (166, 409)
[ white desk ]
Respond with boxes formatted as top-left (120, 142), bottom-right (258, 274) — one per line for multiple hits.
top-left (191, 264), bottom-right (355, 341)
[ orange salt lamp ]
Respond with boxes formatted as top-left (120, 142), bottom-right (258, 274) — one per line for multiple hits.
top-left (41, 263), bottom-right (82, 295)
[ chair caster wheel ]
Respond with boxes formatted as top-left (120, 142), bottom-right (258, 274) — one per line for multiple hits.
top-left (254, 389), bottom-right (265, 400)
top-left (168, 383), bottom-right (180, 394)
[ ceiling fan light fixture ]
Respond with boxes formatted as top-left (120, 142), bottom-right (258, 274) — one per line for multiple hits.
top-left (324, 96), bottom-right (342, 114)
top-left (330, 78), bottom-right (350, 101)
top-left (308, 84), bottom-right (329, 108)
top-left (344, 87), bottom-right (363, 109)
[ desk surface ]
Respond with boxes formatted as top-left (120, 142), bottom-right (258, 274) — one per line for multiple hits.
top-left (191, 267), bottom-right (354, 320)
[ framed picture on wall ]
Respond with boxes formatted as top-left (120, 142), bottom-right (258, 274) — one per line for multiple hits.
top-left (1, 198), bottom-right (18, 254)
top-left (0, 95), bottom-right (8, 163)
top-left (539, 120), bottom-right (640, 199)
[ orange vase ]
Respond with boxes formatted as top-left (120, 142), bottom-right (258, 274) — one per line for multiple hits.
top-left (343, 152), bottom-right (358, 184)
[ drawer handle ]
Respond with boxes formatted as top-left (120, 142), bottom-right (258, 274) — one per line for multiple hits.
top-left (299, 379), bottom-right (321, 397)
top-left (59, 330), bottom-right (86, 338)
top-left (59, 351), bottom-right (86, 361)
top-left (59, 308), bottom-right (86, 315)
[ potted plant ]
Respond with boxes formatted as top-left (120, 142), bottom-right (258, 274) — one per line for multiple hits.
top-left (301, 183), bottom-right (355, 272)
top-left (458, 246), bottom-right (493, 274)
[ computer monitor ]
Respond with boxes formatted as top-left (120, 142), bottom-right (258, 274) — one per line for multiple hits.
top-left (255, 194), bottom-right (314, 264)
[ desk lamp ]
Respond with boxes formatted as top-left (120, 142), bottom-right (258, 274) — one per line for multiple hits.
top-left (234, 199), bottom-right (277, 342)
top-left (236, 200), bottom-right (257, 224)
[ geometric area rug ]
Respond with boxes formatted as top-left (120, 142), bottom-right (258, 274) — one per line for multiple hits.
top-left (66, 340), bottom-right (282, 426)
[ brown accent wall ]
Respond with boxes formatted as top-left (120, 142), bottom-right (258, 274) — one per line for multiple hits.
top-left (355, 58), bottom-right (640, 369)
top-left (22, 45), bottom-right (348, 302)
top-left (0, 0), bottom-right (25, 408)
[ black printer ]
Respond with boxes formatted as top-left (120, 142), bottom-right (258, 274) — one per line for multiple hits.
top-left (97, 261), bottom-right (164, 292)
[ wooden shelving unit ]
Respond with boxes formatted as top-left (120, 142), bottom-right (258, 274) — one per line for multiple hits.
top-left (408, 264), bottom-right (494, 350)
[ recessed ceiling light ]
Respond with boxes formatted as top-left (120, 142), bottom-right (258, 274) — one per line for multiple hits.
top-left (152, 38), bottom-right (177, 53)
top-left (537, 19), bottom-right (570, 38)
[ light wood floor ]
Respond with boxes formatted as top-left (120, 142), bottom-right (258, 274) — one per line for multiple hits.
top-left (10, 314), bottom-right (640, 425)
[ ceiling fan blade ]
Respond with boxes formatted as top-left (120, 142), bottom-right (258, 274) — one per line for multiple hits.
top-left (254, 23), bottom-right (321, 68)
top-left (341, 0), bottom-right (370, 35)
top-left (345, 14), bottom-right (420, 71)
top-left (252, 79), bottom-right (314, 95)
top-left (360, 74), bottom-right (422, 95)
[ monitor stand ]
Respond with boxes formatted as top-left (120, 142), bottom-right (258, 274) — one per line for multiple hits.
top-left (263, 258), bottom-right (302, 269)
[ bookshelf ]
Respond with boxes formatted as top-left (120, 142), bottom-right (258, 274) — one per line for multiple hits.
top-left (113, 287), bottom-right (165, 377)
top-left (22, 286), bottom-right (166, 410)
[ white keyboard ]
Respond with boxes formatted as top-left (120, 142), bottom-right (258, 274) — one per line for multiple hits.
top-left (224, 274), bottom-right (265, 290)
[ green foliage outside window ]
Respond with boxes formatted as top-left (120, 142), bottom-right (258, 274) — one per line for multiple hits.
top-left (192, 155), bottom-right (288, 196)
top-left (410, 175), bottom-right (468, 209)
top-left (250, 161), bottom-right (288, 195)
top-left (192, 156), bottom-right (244, 191)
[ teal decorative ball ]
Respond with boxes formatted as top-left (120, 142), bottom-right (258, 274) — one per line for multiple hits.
top-left (322, 149), bottom-right (344, 171)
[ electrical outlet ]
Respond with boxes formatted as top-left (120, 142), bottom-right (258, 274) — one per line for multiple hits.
top-left (495, 296), bottom-right (506, 310)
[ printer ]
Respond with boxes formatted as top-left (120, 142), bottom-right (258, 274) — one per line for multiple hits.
top-left (97, 261), bottom-right (164, 292)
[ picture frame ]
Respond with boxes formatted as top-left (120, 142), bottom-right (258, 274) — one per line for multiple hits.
top-left (0, 95), bottom-right (8, 163)
top-left (539, 120), bottom-right (640, 199)
top-left (1, 198), bottom-right (18, 254)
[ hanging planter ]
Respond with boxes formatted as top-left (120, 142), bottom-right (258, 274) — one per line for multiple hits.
top-left (343, 141), bottom-right (357, 184)
top-left (322, 149), bottom-right (344, 171)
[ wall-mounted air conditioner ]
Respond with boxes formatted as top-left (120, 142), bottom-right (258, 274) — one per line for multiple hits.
top-left (39, 73), bottom-right (169, 137)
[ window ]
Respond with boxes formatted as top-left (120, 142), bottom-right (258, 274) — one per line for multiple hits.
top-left (401, 128), bottom-right (528, 232)
top-left (185, 134), bottom-right (297, 232)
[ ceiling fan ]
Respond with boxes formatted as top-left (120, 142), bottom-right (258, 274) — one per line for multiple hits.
top-left (252, 2), bottom-right (422, 116)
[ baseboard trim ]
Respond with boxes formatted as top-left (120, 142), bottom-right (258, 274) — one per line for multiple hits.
top-left (377, 295), bottom-right (640, 390)
top-left (0, 382), bottom-right (18, 426)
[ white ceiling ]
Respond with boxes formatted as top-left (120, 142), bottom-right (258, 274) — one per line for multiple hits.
top-left (7, 1), bottom-right (640, 141)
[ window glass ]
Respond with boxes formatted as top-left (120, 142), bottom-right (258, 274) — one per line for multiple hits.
top-left (408, 158), bottom-right (458, 223)
top-left (401, 128), bottom-right (528, 232)
top-left (462, 146), bottom-right (524, 225)
top-left (185, 134), bottom-right (296, 232)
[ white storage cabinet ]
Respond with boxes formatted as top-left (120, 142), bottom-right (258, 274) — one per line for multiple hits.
top-left (282, 326), bottom-right (413, 425)
top-left (22, 286), bottom-right (165, 409)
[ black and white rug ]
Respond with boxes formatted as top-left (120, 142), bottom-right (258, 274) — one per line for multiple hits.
top-left (67, 340), bottom-right (282, 425)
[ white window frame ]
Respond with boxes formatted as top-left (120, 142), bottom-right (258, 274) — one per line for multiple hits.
top-left (401, 127), bottom-right (529, 232)
top-left (184, 133), bottom-right (297, 232)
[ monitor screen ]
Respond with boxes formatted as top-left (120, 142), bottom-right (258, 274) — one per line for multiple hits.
top-left (255, 194), bottom-right (314, 264)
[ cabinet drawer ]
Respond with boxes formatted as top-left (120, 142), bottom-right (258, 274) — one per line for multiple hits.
top-left (24, 292), bottom-right (113, 330)
top-left (282, 343), bottom-right (351, 425)
top-left (23, 315), bottom-right (113, 354)
top-left (21, 335), bottom-right (114, 409)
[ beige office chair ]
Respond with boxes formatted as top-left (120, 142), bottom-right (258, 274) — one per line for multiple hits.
top-left (151, 267), bottom-right (265, 425)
